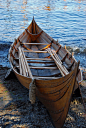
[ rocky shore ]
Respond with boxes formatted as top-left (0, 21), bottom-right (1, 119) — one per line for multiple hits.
top-left (0, 65), bottom-right (86, 128)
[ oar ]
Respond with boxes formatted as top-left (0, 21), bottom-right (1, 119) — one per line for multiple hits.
top-left (47, 48), bottom-right (69, 76)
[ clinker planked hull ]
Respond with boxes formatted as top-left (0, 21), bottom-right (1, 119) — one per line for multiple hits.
top-left (8, 17), bottom-right (82, 128)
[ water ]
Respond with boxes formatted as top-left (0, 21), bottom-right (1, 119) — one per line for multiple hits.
top-left (0, 0), bottom-right (86, 68)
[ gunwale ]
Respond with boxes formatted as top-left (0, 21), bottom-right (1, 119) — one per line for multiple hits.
top-left (8, 17), bottom-right (82, 128)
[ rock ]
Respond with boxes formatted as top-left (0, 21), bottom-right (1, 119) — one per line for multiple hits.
top-left (83, 71), bottom-right (86, 80)
top-left (5, 68), bottom-right (16, 80)
top-left (0, 66), bottom-right (86, 128)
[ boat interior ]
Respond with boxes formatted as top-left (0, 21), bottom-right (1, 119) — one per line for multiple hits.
top-left (9, 18), bottom-right (81, 81)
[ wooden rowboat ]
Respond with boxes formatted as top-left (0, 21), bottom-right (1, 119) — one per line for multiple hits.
top-left (8, 17), bottom-right (82, 128)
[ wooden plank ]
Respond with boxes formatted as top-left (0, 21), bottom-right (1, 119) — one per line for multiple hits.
top-left (52, 43), bottom-right (61, 53)
top-left (26, 29), bottom-right (43, 42)
top-left (32, 18), bottom-right (36, 34)
top-left (23, 50), bottom-right (47, 53)
top-left (19, 48), bottom-right (22, 75)
top-left (26, 58), bottom-right (53, 61)
top-left (16, 66), bottom-right (57, 69)
top-left (18, 38), bottom-right (32, 51)
top-left (52, 43), bottom-right (73, 67)
top-left (19, 47), bottom-right (27, 76)
top-left (61, 53), bottom-right (68, 62)
top-left (36, 35), bottom-right (48, 45)
top-left (47, 48), bottom-right (69, 76)
top-left (34, 76), bottom-right (60, 79)
top-left (36, 24), bottom-right (52, 43)
top-left (21, 48), bottom-right (33, 78)
top-left (9, 40), bottom-right (20, 62)
top-left (18, 47), bottom-right (33, 78)
top-left (23, 43), bottom-right (48, 45)
top-left (27, 60), bottom-right (54, 63)
top-left (29, 66), bottom-right (57, 69)
top-left (44, 44), bottom-right (61, 59)
top-left (29, 62), bottom-right (56, 67)
top-left (52, 50), bottom-right (62, 65)
top-left (15, 57), bottom-right (53, 61)
top-left (47, 48), bottom-right (64, 76)
top-left (40, 44), bottom-right (51, 51)
top-left (20, 47), bottom-right (29, 76)
top-left (30, 45), bottom-right (51, 77)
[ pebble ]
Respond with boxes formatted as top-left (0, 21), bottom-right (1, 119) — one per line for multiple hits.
top-left (0, 66), bottom-right (86, 128)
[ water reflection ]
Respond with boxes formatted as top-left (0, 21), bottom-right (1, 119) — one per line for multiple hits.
top-left (44, 0), bottom-right (51, 11)
top-left (23, 0), bottom-right (27, 5)
top-left (6, 0), bottom-right (10, 10)
top-left (0, 0), bottom-right (86, 67)
top-left (43, 0), bottom-right (54, 11)
top-left (44, 6), bottom-right (51, 11)
top-left (63, 0), bottom-right (86, 12)
top-left (21, 0), bottom-right (28, 28)
top-left (63, 5), bottom-right (67, 10)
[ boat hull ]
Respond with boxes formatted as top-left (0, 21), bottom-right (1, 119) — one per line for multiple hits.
top-left (13, 62), bottom-right (78, 128)
top-left (8, 18), bottom-right (81, 128)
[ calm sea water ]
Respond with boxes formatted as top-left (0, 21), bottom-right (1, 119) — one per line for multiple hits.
top-left (0, 0), bottom-right (86, 68)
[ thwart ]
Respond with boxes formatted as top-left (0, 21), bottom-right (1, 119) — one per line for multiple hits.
top-left (8, 17), bottom-right (82, 128)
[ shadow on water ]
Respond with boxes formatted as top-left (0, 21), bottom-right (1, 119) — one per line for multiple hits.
top-left (0, 43), bottom-right (11, 67)
top-left (0, 43), bottom-right (11, 50)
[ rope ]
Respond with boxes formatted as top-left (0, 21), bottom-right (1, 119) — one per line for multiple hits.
top-left (29, 78), bottom-right (36, 104)
top-left (18, 47), bottom-right (36, 104)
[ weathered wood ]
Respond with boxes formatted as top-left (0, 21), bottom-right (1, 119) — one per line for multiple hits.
top-left (23, 50), bottom-right (47, 53)
top-left (40, 44), bottom-right (51, 51)
top-left (27, 60), bottom-right (54, 63)
top-left (19, 47), bottom-right (22, 75)
top-left (36, 62), bottom-right (79, 128)
top-left (8, 18), bottom-right (82, 128)
top-left (47, 48), bottom-right (69, 76)
top-left (52, 43), bottom-right (61, 53)
top-left (34, 76), bottom-right (60, 79)
top-left (36, 24), bottom-right (52, 43)
top-left (23, 43), bottom-right (48, 45)
top-left (19, 47), bottom-right (27, 76)
top-left (61, 52), bottom-right (68, 62)
top-left (52, 43), bottom-right (73, 67)
top-left (32, 17), bottom-right (36, 34)
top-left (21, 48), bottom-right (33, 78)
top-left (26, 29), bottom-right (43, 42)
top-left (18, 38), bottom-right (32, 51)
top-left (15, 57), bottom-right (53, 61)
top-left (29, 66), bottom-right (57, 69)
top-left (16, 66), bottom-right (57, 69)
